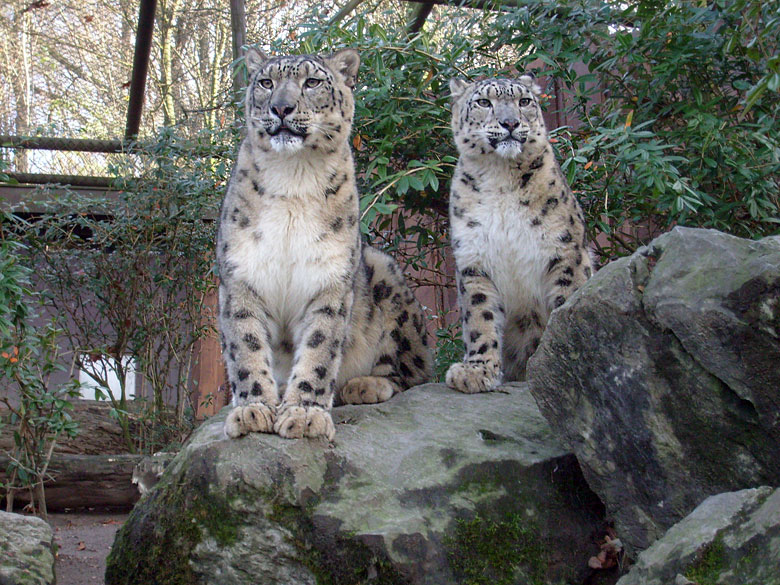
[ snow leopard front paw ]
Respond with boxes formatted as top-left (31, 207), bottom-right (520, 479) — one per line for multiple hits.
top-left (274, 404), bottom-right (335, 441)
top-left (445, 361), bottom-right (502, 394)
top-left (340, 376), bottom-right (396, 405)
top-left (224, 403), bottom-right (275, 438)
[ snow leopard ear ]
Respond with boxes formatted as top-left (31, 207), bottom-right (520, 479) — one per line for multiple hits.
top-left (517, 73), bottom-right (542, 97)
top-left (245, 47), bottom-right (269, 75)
top-left (326, 49), bottom-right (360, 88)
top-left (449, 78), bottom-right (470, 102)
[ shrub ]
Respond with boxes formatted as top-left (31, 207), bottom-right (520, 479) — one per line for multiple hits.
top-left (9, 126), bottom-right (232, 453)
top-left (488, 0), bottom-right (779, 258)
top-left (274, 0), bottom-right (779, 265)
top-left (262, 0), bottom-right (777, 372)
top-left (0, 233), bottom-right (80, 518)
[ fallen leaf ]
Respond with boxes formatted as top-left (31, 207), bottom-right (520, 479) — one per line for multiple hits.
top-left (588, 529), bottom-right (623, 571)
top-left (77, 542), bottom-right (86, 551)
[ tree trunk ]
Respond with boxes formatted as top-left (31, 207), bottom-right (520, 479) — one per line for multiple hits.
top-left (1, 400), bottom-right (135, 455)
top-left (158, 0), bottom-right (183, 126)
top-left (0, 453), bottom-right (143, 510)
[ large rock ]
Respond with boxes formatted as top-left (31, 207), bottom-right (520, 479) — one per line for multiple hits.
top-left (106, 383), bottom-right (606, 585)
top-left (0, 511), bottom-right (56, 585)
top-left (617, 487), bottom-right (780, 585)
top-left (528, 227), bottom-right (780, 554)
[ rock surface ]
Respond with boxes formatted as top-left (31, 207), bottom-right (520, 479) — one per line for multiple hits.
top-left (106, 383), bottom-right (606, 585)
top-left (0, 510), bottom-right (56, 585)
top-left (528, 227), bottom-right (780, 554)
top-left (617, 487), bottom-right (780, 585)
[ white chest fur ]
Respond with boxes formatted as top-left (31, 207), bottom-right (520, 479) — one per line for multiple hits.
top-left (453, 175), bottom-right (554, 315)
top-left (226, 198), bottom-right (348, 326)
top-left (222, 146), bottom-right (354, 327)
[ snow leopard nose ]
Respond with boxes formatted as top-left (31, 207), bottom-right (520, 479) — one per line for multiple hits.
top-left (500, 117), bottom-right (520, 131)
top-left (271, 102), bottom-right (296, 120)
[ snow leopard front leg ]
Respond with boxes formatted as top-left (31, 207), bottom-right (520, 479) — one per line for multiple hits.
top-left (274, 287), bottom-right (354, 441)
top-left (221, 282), bottom-right (280, 438)
top-left (446, 266), bottom-right (506, 393)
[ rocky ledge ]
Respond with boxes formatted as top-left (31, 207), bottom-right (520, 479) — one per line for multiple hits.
top-left (106, 383), bottom-right (607, 585)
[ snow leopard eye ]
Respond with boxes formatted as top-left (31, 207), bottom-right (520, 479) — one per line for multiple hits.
top-left (476, 98), bottom-right (491, 107)
top-left (258, 79), bottom-right (273, 90)
top-left (519, 97), bottom-right (532, 107)
top-left (304, 78), bottom-right (322, 89)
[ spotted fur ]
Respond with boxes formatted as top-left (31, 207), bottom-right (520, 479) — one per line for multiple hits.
top-left (445, 76), bottom-right (594, 393)
top-left (218, 48), bottom-right (432, 440)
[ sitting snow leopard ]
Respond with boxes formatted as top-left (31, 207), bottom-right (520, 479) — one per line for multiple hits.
top-left (445, 75), bottom-right (594, 393)
top-left (217, 48), bottom-right (432, 440)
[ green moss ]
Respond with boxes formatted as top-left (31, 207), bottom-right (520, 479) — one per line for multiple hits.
top-left (105, 455), bottom-right (244, 585)
top-left (266, 496), bottom-right (409, 585)
top-left (446, 513), bottom-right (547, 585)
top-left (107, 452), bottom-right (407, 585)
top-left (684, 534), bottom-right (726, 585)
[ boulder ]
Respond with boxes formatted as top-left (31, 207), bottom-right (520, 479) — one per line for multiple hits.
top-left (528, 227), bottom-right (780, 554)
top-left (106, 383), bottom-right (606, 585)
top-left (617, 487), bottom-right (780, 585)
top-left (0, 510), bottom-right (56, 585)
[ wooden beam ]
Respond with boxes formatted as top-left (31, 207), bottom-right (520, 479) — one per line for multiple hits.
top-left (0, 136), bottom-right (125, 153)
top-left (399, 0), bottom-right (521, 10)
top-left (125, 0), bottom-right (158, 140)
top-left (4, 172), bottom-right (116, 188)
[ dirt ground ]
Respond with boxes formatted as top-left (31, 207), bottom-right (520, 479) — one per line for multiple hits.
top-left (49, 510), bottom-right (129, 585)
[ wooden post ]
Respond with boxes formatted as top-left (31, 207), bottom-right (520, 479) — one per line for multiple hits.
top-left (192, 285), bottom-right (228, 419)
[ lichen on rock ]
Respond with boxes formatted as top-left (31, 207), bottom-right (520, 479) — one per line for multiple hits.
top-left (106, 383), bottom-right (605, 585)
top-left (617, 487), bottom-right (780, 585)
top-left (0, 510), bottom-right (56, 585)
top-left (529, 227), bottom-right (780, 555)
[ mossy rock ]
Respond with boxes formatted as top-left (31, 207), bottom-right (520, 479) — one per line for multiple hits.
top-left (530, 227), bottom-right (780, 554)
top-left (106, 383), bottom-right (605, 585)
top-left (0, 511), bottom-right (55, 585)
top-left (617, 487), bottom-right (780, 585)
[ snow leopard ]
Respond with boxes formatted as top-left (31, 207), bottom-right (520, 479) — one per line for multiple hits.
top-left (445, 75), bottom-right (594, 393)
top-left (217, 48), bottom-right (432, 440)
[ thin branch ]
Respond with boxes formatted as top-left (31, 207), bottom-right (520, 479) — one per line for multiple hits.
top-left (328, 0), bottom-right (370, 25)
